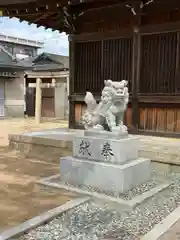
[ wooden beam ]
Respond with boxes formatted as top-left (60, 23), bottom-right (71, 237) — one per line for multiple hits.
top-left (75, 5), bottom-right (130, 23)
top-left (0, 0), bottom-right (67, 11)
top-left (29, 82), bottom-right (62, 88)
top-left (140, 20), bottom-right (180, 34)
top-left (71, 0), bottom-right (180, 21)
top-left (143, 0), bottom-right (180, 12)
top-left (34, 12), bottom-right (55, 23)
top-left (35, 18), bottom-right (64, 29)
top-left (8, 11), bottom-right (54, 18)
top-left (3, 4), bottom-right (59, 17)
top-left (71, 0), bottom-right (140, 13)
top-left (27, 74), bottom-right (69, 78)
top-left (138, 95), bottom-right (180, 104)
top-left (73, 18), bottom-right (180, 42)
top-left (73, 27), bottom-right (133, 41)
top-left (175, 32), bottom-right (180, 93)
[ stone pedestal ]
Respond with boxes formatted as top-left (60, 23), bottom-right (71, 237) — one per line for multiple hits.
top-left (73, 135), bottom-right (139, 165)
top-left (60, 131), bottom-right (151, 194)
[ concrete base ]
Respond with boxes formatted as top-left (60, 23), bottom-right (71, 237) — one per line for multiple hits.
top-left (60, 156), bottom-right (151, 194)
top-left (73, 135), bottom-right (139, 165)
top-left (8, 129), bottom-right (76, 162)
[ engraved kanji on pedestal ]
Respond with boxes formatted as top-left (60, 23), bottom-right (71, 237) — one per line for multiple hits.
top-left (78, 140), bottom-right (91, 157)
top-left (101, 142), bottom-right (114, 161)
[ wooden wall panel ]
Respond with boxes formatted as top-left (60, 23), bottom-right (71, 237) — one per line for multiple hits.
top-left (139, 108), bottom-right (146, 130)
top-left (75, 103), bottom-right (86, 123)
top-left (151, 108), bottom-right (157, 131)
top-left (142, 10), bottom-right (171, 25)
top-left (177, 109), bottom-right (180, 132)
top-left (74, 37), bottom-right (132, 95)
top-left (103, 38), bottom-right (132, 92)
top-left (75, 41), bottom-right (102, 94)
top-left (75, 103), bottom-right (82, 122)
top-left (156, 109), bottom-right (165, 132)
top-left (140, 32), bottom-right (177, 94)
top-left (75, 103), bottom-right (180, 135)
top-left (146, 108), bottom-right (151, 130)
top-left (139, 106), bottom-right (180, 133)
top-left (166, 109), bottom-right (175, 132)
top-left (77, 5), bottom-right (134, 33)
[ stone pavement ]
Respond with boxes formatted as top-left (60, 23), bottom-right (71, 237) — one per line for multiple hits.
top-left (158, 219), bottom-right (180, 240)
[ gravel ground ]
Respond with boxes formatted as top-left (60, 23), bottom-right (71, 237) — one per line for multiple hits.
top-left (58, 179), bottom-right (160, 201)
top-left (11, 172), bottom-right (180, 240)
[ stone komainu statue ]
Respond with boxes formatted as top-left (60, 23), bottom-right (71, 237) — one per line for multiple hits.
top-left (82, 79), bottom-right (129, 134)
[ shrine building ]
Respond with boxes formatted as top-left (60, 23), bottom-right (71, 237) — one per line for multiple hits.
top-left (1, 0), bottom-right (180, 137)
top-left (0, 32), bottom-right (69, 119)
top-left (0, 34), bottom-right (41, 117)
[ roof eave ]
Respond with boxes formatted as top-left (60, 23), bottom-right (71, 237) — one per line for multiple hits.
top-left (0, 63), bottom-right (33, 71)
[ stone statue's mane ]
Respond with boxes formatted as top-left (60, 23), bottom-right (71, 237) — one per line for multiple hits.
top-left (81, 79), bottom-right (129, 134)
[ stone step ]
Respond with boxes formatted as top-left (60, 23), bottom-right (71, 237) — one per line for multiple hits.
top-left (60, 156), bottom-right (151, 194)
top-left (8, 132), bottom-right (74, 163)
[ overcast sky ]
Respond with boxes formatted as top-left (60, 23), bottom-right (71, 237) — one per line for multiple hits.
top-left (0, 17), bottom-right (69, 56)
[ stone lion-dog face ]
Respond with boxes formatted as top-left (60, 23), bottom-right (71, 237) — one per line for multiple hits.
top-left (104, 79), bottom-right (128, 97)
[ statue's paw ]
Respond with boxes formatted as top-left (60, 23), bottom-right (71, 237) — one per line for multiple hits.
top-left (93, 124), bottom-right (104, 130)
top-left (111, 125), bottom-right (128, 134)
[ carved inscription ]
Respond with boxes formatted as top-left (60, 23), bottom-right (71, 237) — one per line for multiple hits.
top-left (101, 142), bottom-right (114, 160)
top-left (79, 140), bottom-right (91, 156)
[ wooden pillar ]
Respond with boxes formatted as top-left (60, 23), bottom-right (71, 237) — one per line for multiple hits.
top-left (175, 32), bottom-right (180, 89)
top-left (131, 4), bottom-right (141, 133)
top-left (52, 78), bottom-right (56, 87)
top-left (68, 35), bottom-right (76, 129)
top-left (35, 78), bottom-right (42, 124)
top-left (131, 28), bottom-right (140, 132)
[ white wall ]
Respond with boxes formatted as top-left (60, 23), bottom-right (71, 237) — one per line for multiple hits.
top-left (4, 72), bottom-right (25, 117)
